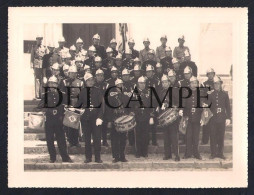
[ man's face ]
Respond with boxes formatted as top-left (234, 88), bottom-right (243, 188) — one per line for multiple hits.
top-left (69, 72), bottom-right (77, 79)
top-left (146, 70), bottom-right (154, 78)
top-left (143, 41), bottom-right (150, 48)
top-left (122, 74), bottom-right (130, 82)
top-left (178, 39), bottom-right (185, 46)
top-left (95, 61), bottom-right (102, 68)
top-left (160, 38), bottom-right (167, 46)
top-left (76, 42), bottom-right (83, 50)
top-left (134, 70), bottom-right (141, 78)
top-left (47, 46), bottom-right (55, 53)
top-left (184, 73), bottom-right (192, 80)
top-left (138, 82), bottom-right (146, 90)
top-left (214, 82), bottom-right (222, 91)
top-left (36, 38), bottom-right (43, 45)
top-left (88, 50), bottom-right (95, 57)
top-left (115, 59), bottom-right (122, 67)
top-left (207, 72), bottom-right (215, 80)
top-left (148, 53), bottom-right (154, 60)
top-left (168, 76), bottom-right (176, 84)
top-left (190, 80), bottom-right (198, 90)
top-left (128, 42), bottom-right (135, 49)
top-left (107, 52), bottom-right (113, 58)
top-left (63, 70), bottom-right (69, 77)
top-left (111, 72), bottom-right (118, 79)
top-left (110, 43), bottom-right (117, 49)
top-left (156, 67), bottom-right (162, 74)
top-left (93, 38), bottom-right (100, 45)
top-left (96, 74), bottom-right (104, 82)
top-left (52, 69), bottom-right (60, 76)
top-left (162, 80), bottom-right (170, 89)
top-left (86, 78), bottom-right (95, 87)
top-left (165, 51), bottom-right (172, 57)
top-left (58, 42), bottom-right (65, 48)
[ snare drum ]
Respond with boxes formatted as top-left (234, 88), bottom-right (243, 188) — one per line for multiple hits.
top-left (157, 108), bottom-right (179, 128)
top-left (114, 115), bottom-right (136, 132)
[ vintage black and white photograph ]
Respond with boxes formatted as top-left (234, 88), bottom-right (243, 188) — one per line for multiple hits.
top-left (8, 7), bottom-right (247, 188)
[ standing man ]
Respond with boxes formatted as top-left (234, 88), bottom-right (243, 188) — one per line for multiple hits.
top-left (76, 73), bottom-right (104, 163)
top-left (123, 38), bottom-right (139, 59)
top-left (200, 68), bottom-right (216, 145)
top-left (160, 46), bottom-right (173, 74)
top-left (173, 35), bottom-right (190, 63)
top-left (62, 65), bottom-right (84, 148)
top-left (75, 37), bottom-right (87, 62)
top-left (35, 75), bottom-right (73, 163)
top-left (156, 35), bottom-right (169, 62)
top-left (30, 34), bottom-right (47, 99)
top-left (109, 38), bottom-right (118, 58)
top-left (132, 76), bottom-right (155, 158)
top-left (106, 79), bottom-right (131, 162)
top-left (208, 76), bottom-right (231, 159)
top-left (92, 33), bottom-right (106, 60)
top-left (182, 76), bottom-right (203, 160)
top-left (139, 37), bottom-right (155, 64)
top-left (122, 49), bottom-right (134, 72)
top-left (94, 69), bottom-right (110, 147)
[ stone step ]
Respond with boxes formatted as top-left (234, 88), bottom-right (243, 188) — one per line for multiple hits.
top-left (24, 100), bottom-right (40, 105)
top-left (24, 130), bottom-right (232, 141)
top-left (24, 153), bottom-right (232, 171)
top-left (24, 140), bottom-right (232, 155)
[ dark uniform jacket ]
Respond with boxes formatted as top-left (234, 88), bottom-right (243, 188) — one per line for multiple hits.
top-left (123, 49), bottom-right (139, 59)
top-left (146, 77), bottom-right (160, 91)
top-left (208, 90), bottom-right (231, 123)
top-left (160, 57), bottom-right (173, 73)
top-left (94, 44), bottom-right (106, 59)
top-left (106, 77), bottom-right (117, 89)
top-left (122, 59), bottom-right (134, 71)
top-left (103, 58), bottom-right (115, 69)
top-left (83, 56), bottom-right (95, 69)
top-left (201, 79), bottom-right (214, 95)
top-left (76, 86), bottom-right (104, 121)
top-left (142, 59), bottom-right (157, 71)
top-left (112, 48), bottom-right (118, 58)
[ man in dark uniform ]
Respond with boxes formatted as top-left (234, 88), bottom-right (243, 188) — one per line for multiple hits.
top-left (132, 64), bottom-right (142, 87)
top-left (35, 75), bottom-right (73, 163)
top-left (30, 34), bottom-right (47, 99)
top-left (62, 65), bottom-right (84, 147)
top-left (122, 69), bottom-right (135, 146)
top-left (156, 35), bottom-right (169, 62)
top-left (200, 68), bottom-right (216, 145)
top-left (155, 63), bottom-right (163, 81)
top-left (145, 65), bottom-right (160, 146)
top-left (102, 48), bottom-right (115, 77)
top-left (160, 46), bottom-right (173, 74)
top-left (131, 76), bottom-right (155, 157)
top-left (173, 35), bottom-right (190, 63)
top-left (94, 69), bottom-right (110, 147)
top-left (167, 69), bottom-right (179, 88)
top-left (123, 38), bottom-right (139, 59)
top-left (122, 49), bottom-right (134, 71)
top-left (172, 58), bottom-right (183, 81)
top-left (42, 42), bottom-right (57, 81)
top-left (91, 56), bottom-right (107, 76)
top-left (75, 37), bottom-right (87, 62)
top-left (46, 63), bottom-right (64, 91)
top-left (208, 76), bottom-right (231, 159)
top-left (106, 79), bottom-right (131, 162)
top-left (69, 45), bottom-right (76, 60)
top-left (92, 33), bottom-right (106, 60)
top-left (55, 36), bottom-right (69, 64)
top-left (142, 49), bottom-right (157, 71)
top-left (179, 49), bottom-right (198, 78)
top-left (109, 38), bottom-right (118, 58)
top-left (157, 75), bottom-right (180, 161)
top-left (83, 45), bottom-right (96, 70)
top-left (115, 53), bottom-right (124, 78)
top-left (62, 64), bottom-right (70, 80)
top-left (106, 66), bottom-right (119, 88)
top-left (74, 56), bottom-right (85, 80)
top-left (139, 37), bottom-right (156, 64)
top-left (182, 76), bottom-right (203, 160)
top-left (76, 73), bottom-right (104, 163)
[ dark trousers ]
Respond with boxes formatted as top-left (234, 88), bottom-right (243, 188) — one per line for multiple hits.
top-left (163, 120), bottom-right (179, 158)
top-left (67, 127), bottom-right (79, 146)
top-left (45, 118), bottom-right (69, 161)
top-left (111, 126), bottom-right (127, 159)
top-left (149, 124), bottom-right (157, 145)
top-left (34, 68), bottom-right (43, 99)
top-left (185, 122), bottom-right (201, 157)
top-left (101, 120), bottom-right (108, 144)
top-left (210, 121), bottom-right (225, 156)
top-left (202, 121), bottom-right (211, 144)
top-left (81, 119), bottom-right (102, 160)
top-left (135, 121), bottom-right (149, 156)
top-left (128, 130), bottom-right (135, 146)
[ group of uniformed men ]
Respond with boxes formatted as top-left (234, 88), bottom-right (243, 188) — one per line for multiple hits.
top-left (32, 33), bottom-right (231, 164)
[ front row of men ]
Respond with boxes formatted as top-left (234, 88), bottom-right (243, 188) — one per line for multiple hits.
top-left (35, 66), bottom-right (231, 163)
